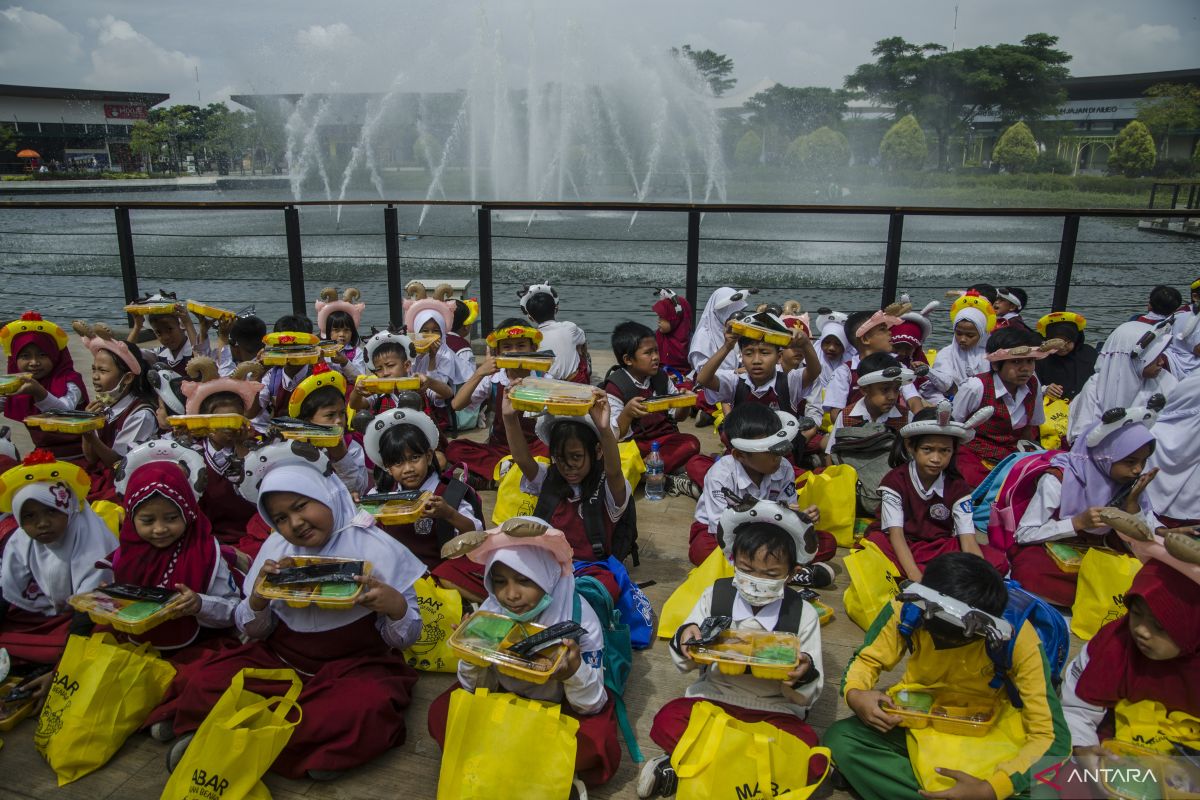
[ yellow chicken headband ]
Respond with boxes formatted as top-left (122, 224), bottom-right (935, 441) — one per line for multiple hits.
top-left (0, 450), bottom-right (91, 514)
top-left (486, 325), bottom-right (543, 348)
top-left (0, 312), bottom-right (69, 356)
top-left (1036, 311), bottom-right (1086, 337)
top-left (287, 362), bottom-right (347, 418)
top-left (949, 292), bottom-right (997, 333)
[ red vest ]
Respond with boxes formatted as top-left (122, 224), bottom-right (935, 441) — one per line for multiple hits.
top-left (487, 381), bottom-right (538, 447)
top-left (86, 399), bottom-right (155, 502)
top-left (878, 465), bottom-right (973, 543)
top-left (200, 455), bottom-right (258, 547)
top-left (546, 489), bottom-right (616, 562)
top-left (965, 372), bottom-right (1038, 463)
top-left (603, 369), bottom-right (677, 442)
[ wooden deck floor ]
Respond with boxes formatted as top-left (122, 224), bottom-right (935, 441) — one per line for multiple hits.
top-left (0, 347), bottom-right (1079, 799)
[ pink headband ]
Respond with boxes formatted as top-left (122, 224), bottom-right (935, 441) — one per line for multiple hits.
top-left (182, 377), bottom-right (264, 415)
top-left (465, 518), bottom-right (575, 576)
top-left (314, 289), bottom-right (366, 332)
top-left (403, 297), bottom-right (453, 333)
top-left (984, 340), bottom-right (1064, 363)
top-left (855, 310), bottom-right (902, 341)
top-left (73, 322), bottom-right (142, 375)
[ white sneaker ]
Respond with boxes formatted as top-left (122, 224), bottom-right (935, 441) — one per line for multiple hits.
top-left (637, 754), bottom-right (678, 798)
top-left (570, 775), bottom-right (589, 799)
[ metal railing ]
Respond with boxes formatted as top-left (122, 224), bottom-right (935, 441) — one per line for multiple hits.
top-left (0, 198), bottom-right (1195, 334)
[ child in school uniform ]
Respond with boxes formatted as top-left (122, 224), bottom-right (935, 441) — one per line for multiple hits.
top-left (287, 362), bottom-right (368, 497)
top-left (639, 499), bottom-right (825, 798)
top-left (653, 288), bottom-right (693, 374)
top-left (0, 451), bottom-right (112, 666)
top-left (863, 403), bottom-right (1008, 581)
top-left (128, 293), bottom-right (202, 372)
top-left (406, 298), bottom-right (474, 431)
top-left (151, 443), bottom-right (426, 780)
top-left (445, 298), bottom-right (479, 377)
top-left (1067, 319), bottom-right (1177, 446)
top-left (500, 389), bottom-right (632, 576)
top-left (993, 286), bottom-right (1031, 332)
top-left (603, 321), bottom-right (701, 483)
top-left (825, 352), bottom-right (913, 454)
top-left (1146, 371), bottom-right (1200, 527)
top-left (1165, 278), bottom-right (1200, 377)
top-left (0, 435), bottom-right (19, 551)
top-left (826, 552), bottom-right (1070, 800)
top-left (178, 358), bottom-right (266, 555)
top-left (348, 329), bottom-right (454, 423)
top-left (361, 408), bottom-right (486, 600)
top-left (72, 321), bottom-right (159, 502)
top-left (927, 291), bottom-right (995, 399)
top-left (821, 307), bottom-right (926, 417)
top-left (521, 283), bottom-right (590, 383)
top-left (315, 287), bottom-right (369, 379)
top-left (447, 319), bottom-right (550, 486)
top-left (208, 311), bottom-right (266, 377)
top-left (106, 447), bottom-right (240, 659)
top-left (256, 315), bottom-right (318, 421)
top-left (695, 311), bottom-right (821, 416)
top-left (689, 288), bottom-right (755, 426)
top-left (691, 404), bottom-right (835, 577)
top-left (1062, 560), bottom-right (1200, 771)
top-left (1035, 311), bottom-right (1097, 404)
top-left (951, 328), bottom-right (1050, 485)
top-left (427, 520), bottom-right (621, 792)
top-left (1133, 284), bottom-right (1183, 325)
top-left (1007, 401), bottom-right (1164, 607)
top-left (0, 312), bottom-right (89, 462)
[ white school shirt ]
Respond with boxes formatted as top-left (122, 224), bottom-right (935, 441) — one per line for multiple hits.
top-left (604, 368), bottom-right (674, 440)
top-left (1014, 473), bottom-right (1164, 545)
top-left (879, 461), bottom-right (974, 536)
top-left (705, 367), bottom-right (814, 412)
top-left (670, 585), bottom-right (824, 716)
top-left (105, 393), bottom-right (159, 458)
top-left (821, 357), bottom-right (920, 412)
top-left (0, 382), bottom-right (84, 416)
top-left (951, 372), bottom-right (1045, 429)
top-left (253, 365), bottom-right (312, 430)
top-left (1166, 308), bottom-right (1200, 377)
top-left (147, 339), bottom-right (194, 371)
top-left (331, 439), bottom-right (369, 497)
top-left (825, 399), bottom-right (907, 454)
top-left (537, 319), bottom-right (587, 380)
top-left (365, 472), bottom-right (483, 532)
top-left (1059, 645), bottom-right (1107, 749)
top-left (694, 455), bottom-right (797, 532)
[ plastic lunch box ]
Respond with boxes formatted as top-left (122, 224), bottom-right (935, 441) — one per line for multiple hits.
top-left (167, 414), bottom-right (248, 436)
top-left (186, 300), bottom-right (235, 320)
top-left (69, 590), bottom-right (177, 635)
top-left (261, 345), bottom-right (321, 366)
top-left (886, 687), bottom-right (999, 736)
top-left (508, 377), bottom-right (596, 416)
top-left (253, 556), bottom-right (373, 609)
top-left (23, 411), bottom-right (106, 434)
top-left (357, 490), bottom-right (431, 526)
top-left (1045, 541), bottom-right (1086, 573)
top-left (0, 373), bottom-right (31, 396)
top-left (689, 629), bottom-right (802, 680)
top-left (494, 353), bottom-right (555, 371)
top-left (642, 391), bottom-right (698, 413)
top-left (730, 319), bottom-right (792, 347)
top-left (0, 676), bottom-right (39, 731)
top-left (448, 610), bottom-right (569, 685)
top-left (124, 301), bottom-right (178, 315)
top-left (356, 375), bottom-right (422, 394)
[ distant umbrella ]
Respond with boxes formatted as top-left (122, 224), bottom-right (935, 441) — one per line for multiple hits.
top-left (16, 149), bottom-right (40, 159)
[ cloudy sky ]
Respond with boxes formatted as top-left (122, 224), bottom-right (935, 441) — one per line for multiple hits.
top-left (2, 1), bottom-right (1197, 106)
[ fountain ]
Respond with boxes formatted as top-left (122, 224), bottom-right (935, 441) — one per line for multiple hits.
top-left (279, 9), bottom-right (728, 228)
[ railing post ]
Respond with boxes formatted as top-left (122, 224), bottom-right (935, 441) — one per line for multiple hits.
top-left (283, 206), bottom-right (305, 317)
top-left (384, 205), bottom-right (403, 326)
top-left (881, 212), bottom-right (904, 307)
top-left (1149, 183), bottom-right (1159, 209)
top-left (685, 211), bottom-right (701, 321)
top-left (1052, 214), bottom-right (1080, 312)
top-left (114, 207), bottom-right (139, 324)
top-left (477, 207), bottom-right (494, 335)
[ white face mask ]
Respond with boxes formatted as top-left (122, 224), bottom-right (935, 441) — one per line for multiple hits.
top-left (732, 569), bottom-right (787, 607)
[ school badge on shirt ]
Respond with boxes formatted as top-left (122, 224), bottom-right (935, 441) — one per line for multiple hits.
top-left (929, 503), bottom-right (950, 521)
top-left (415, 518), bottom-right (434, 536)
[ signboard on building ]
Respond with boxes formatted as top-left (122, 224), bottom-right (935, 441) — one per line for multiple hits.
top-left (104, 104), bottom-right (148, 120)
top-left (975, 98), bottom-right (1142, 124)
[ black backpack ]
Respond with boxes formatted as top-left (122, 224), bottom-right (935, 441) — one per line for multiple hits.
top-left (533, 471), bottom-right (640, 566)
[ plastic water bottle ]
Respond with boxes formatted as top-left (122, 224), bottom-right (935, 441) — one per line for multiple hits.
top-left (645, 441), bottom-right (665, 501)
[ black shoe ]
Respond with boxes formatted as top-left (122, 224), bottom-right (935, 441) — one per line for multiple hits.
top-left (665, 472), bottom-right (700, 500)
top-left (637, 755), bottom-right (678, 798)
top-left (695, 411), bottom-right (714, 428)
top-left (789, 562), bottom-right (837, 589)
top-left (165, 733), bottom-right (194, 774)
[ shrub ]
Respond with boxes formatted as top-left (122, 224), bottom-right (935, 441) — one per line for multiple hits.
top-left (735, 130), bottom-right (764, 167)
top-left (993, 122), bottom-right (1038, 173)
top-left (879, 114), bottom-right (927, 171)
top-left (1107, 121), bottom-right (1156, 178)
top-left (801, 127), bottom-right (850, 175)
top-left (1033, 152), bottom-right (1073, 175)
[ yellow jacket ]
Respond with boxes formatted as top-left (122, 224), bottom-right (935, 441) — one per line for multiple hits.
top-left (842, 601), bottom-right (1070, 799)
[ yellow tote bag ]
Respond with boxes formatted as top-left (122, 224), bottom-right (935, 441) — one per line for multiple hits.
top-left (1071, 548), bottom-right (1143, 640)
top-left (843, 539), bottom-right (903, 631)
top-left (657, 548), bottom-right (734, 639)
top-left (795, 465), bottom-right (858, 547)
top-left (902, 692), bottom-right (1026, 793)
top-left (34, 632), bottom-right (176, 785)
top-left (90, 500), bottom-right (124, 537)
top-left (1115, 699), bottom-right (1200, 754)
top-left (404, 575), bottom-right (462, 673)
top-left (618, 439), bottom-right (646, 486)
top-left (437, 688), bottom-right (579, 800)
top-left (671, 701), bottom-right (831, 800)
top-left (160, 668), bottom-right (302, 800)
top-left (1039, 398), bottom-right (1070, 450)
top-left (490, 455), bottom-right (550, 525)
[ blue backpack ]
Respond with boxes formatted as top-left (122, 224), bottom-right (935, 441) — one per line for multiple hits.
top-left (574, 556), bottom-right (655, 650)
top-left (573, 576), bottom-right (644, 763)
top-left (898, 579), bottom-right (1069, 709)
top-left (970, 451), bottom-right (1045, 531)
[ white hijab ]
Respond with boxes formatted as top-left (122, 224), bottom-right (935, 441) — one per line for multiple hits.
top-left (817, 321), bottom-right (853, 383)
top-left (1145, 371), bottom-right (1200, 520)
top-left (1, 483), bottom-right (113, 614)
top-left (247, 463), bottom-right (426, 633)
top-left (689, 287), bottom-right (747, 373)
top-left (413, 307), bottom-right (473, 385)
top-left (1067, 321), bottom-right (1178, 444)
top-left (929, 306), bottom-right (990, 393)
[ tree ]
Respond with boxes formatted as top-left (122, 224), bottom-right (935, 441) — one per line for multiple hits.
top-left (743, 85), bottom-right (849, 143)
top-left (734, 130), bottom-right (763, 167)
top-left (993, 121), bottom-right (1037, 172)
top-left (1108, 120), bottom-right (1156, 177)
top-left (671, 45), bottom-right (736, 97)
top-left (1137, 82), bottom-right (1200, 156)
top-left (785, 134), bottom-right (808, 167)
top-left (846, 33), bottom-right (1071, 169)
top-left (879, 114), bottom-right (927, 170)
top-left (799, 127), bottom-right (851, 176)
top-left (130, 119), bottom-right (168, 171)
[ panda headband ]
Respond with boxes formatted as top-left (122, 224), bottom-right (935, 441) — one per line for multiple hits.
top-left (728, 409), bottom-right (801, 454)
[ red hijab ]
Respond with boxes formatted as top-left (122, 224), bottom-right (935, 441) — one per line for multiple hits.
top-left (654, 295), bottom-right (694, 370)
top-left (5, 329), bottom-right (87, 422)
top-left (112, 461), bottom-right (218, 593)
top-left (1075, 560), bottom-right (1200, 716)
